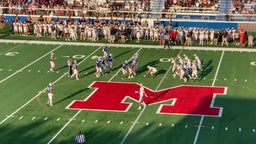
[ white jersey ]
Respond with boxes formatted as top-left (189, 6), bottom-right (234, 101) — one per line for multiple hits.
top-left (149, 66), bottom-right (157, 74)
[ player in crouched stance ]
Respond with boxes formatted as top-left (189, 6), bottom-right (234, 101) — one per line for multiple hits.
top-left (47, 83), bottom-right (54, 106)
top-left (71, 60), bottom-right (79, 80)
top-left (137, 83), bottom-right (148, 110)
top-left (176, 65), bottom-right (187, 82)
top-left (145, 66), bottom-right (157, 78)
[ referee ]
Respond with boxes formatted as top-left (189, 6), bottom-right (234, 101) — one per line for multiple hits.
top-left (75, 131), bottom-right (85, 144)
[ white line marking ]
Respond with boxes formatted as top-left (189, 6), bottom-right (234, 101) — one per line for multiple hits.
top-left (225, 127), bottom-right (228, 131)
top-left (146, 122), bottom-right (149, 126)
top-left (120, 47), bottom-right (185, 144)
top-left (107, 120), bottom-right (111, 124)
top-left (0, 45), bottom-right (62, 84)
top-left (95, 120), bottom-right (98, 123)
top-left (19, 116), bottom-right (23, 120)
top-left (120, 121), bottom-right (123, 125)
top-left (193, 50), bottom-right (225, 144)
top-left (57, 118), bottom-right (60, 121)
top-left (159, 123), bottom-right (162, 127)
top-left (32, 117), bottom-right (36, 120)
top-left (172, 124), bottom-right (175, 127)
top-left (253, 129), bottom-right (255, 133)
top-left (120, 106), bottom-right (146, 144)
top-left (44, 117), bottom-right (48, 121)
top-left (47, 48), bottom-right (143, 144)
top-left (0, 45), bottom-right (99, 125)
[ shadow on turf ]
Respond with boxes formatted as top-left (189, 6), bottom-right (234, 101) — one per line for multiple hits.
top-left (54, 88), bottom-right (89, 105)
top-left (199, 60), bottom-right (213, 80)
top-left (0, 120), bottom-right (57, 143)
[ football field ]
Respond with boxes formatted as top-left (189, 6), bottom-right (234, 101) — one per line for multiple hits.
top-left (0, 40), bottom-right (256, 144)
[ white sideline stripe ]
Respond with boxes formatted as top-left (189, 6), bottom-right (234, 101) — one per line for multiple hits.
top-left (193, 50), bottom-right (225, 144)
top-left (47, 48), bottom-right (143, 144)
top-left (1, 39), bottom-right (256, 53)
top-left (120, 46), bottom-right (186, 144)
top-left (0, 46), bottom-right (101, 125)
top-left (0, 45), bottom-right (62, 84)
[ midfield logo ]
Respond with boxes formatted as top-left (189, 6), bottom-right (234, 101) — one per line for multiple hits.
top-left (67, 81), bottom-right (227, 117)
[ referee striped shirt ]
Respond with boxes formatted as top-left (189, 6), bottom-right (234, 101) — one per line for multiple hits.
top-left (75, 134), bottom-right (85, 144)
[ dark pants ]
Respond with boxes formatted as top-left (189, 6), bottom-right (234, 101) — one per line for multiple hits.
top-left (68, 65), bottom-right (72, 76)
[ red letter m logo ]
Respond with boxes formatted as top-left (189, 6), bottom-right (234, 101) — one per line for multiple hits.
top-left (67, 81), bottom-right (227, 117)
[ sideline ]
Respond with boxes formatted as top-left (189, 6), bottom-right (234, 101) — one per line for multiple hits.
top-left (0, 39), bottom-right (256, 52)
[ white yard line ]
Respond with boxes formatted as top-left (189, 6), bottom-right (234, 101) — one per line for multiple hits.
top-left (193, 50), bottom-right (225, 144)
top-left (120, 46), bottom-right (186, 144)
top-left (47, 47), bottom-right (143, 144)
top-left (0, 46), bottom-right (101, 125)
top-left (0, 45), bottom-right (62, 84)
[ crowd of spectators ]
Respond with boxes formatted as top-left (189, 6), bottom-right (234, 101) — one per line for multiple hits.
top-left (3, 12), bottom-right (254, 48)
top-left (163, 0), bottom-right (219, 13)
top-left (0, 0), bottom-right (152, 18)
top-left (232, 0), bottom-right (256, 15)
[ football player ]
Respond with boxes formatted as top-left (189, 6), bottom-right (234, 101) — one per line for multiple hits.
top-left (146, 66), bottom-right (157, 78)
top-left (138, 83), bottom-right (148, 110)
top-left (50, 53), bottom-right (56, 72)
top-left (107, 53), bottom-right (113, 72)
top-left (47, 83), bottom-right (54, 106)
top-left (71, 60), bottom-right (79, 80)
top-left (121, 60), bottom-right (128, 79)
top-left (95, 58), bottom-right (102, 78)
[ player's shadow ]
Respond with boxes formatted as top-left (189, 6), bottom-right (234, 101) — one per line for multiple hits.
top-left (113, 50), bottom-right (131, 59)
top-left (199, 60), bottom-right (213, 80)
top-left (54, 88), bottom-right (89, 105)
top-left (136, 60), bottom-right (160, 75)
top-left (55, 65), bottom-right (67, 71)
top-left (157, 69), bottom-right (166, 75)
top-left (146, 89), bottom-right (169, 105)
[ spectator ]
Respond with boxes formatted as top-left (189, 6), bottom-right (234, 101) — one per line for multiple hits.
top-left (248, 33), bottom-right (254, 48)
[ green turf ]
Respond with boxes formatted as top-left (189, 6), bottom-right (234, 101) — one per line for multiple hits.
top-left (1, 41), bottom-right (256, 144)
